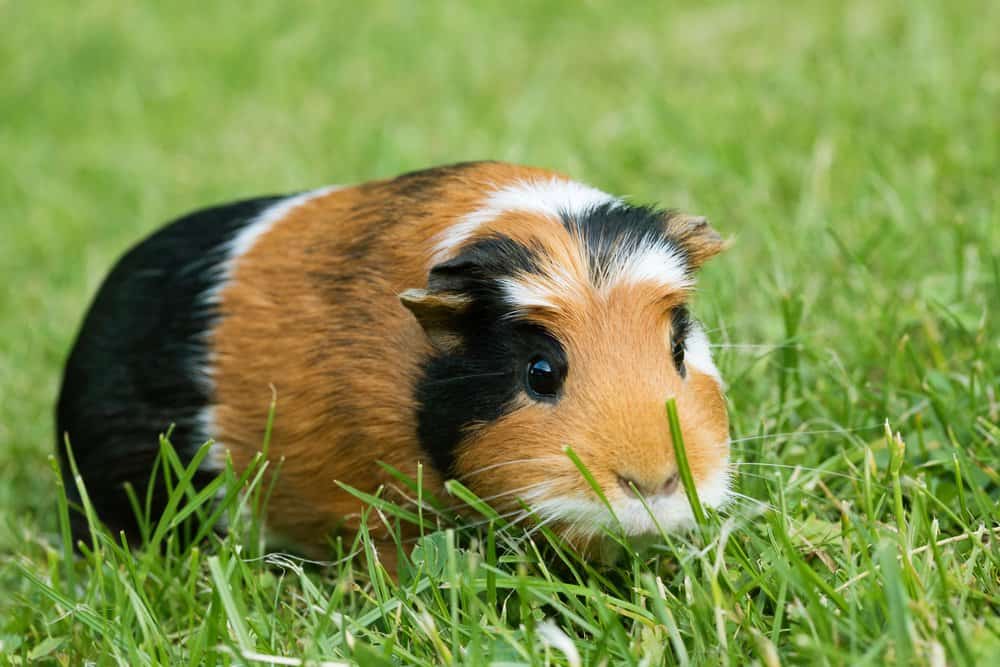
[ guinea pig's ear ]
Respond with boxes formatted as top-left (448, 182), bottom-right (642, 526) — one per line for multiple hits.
top-left (401, 254), bottom-right (492, 350)
top-left (399, 288), bottom-right (471, 352)
top-left (664, 213), bottom-right (728, 270)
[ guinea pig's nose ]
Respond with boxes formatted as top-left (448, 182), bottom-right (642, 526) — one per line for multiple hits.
top-left (616, 471), bottom-right (680, 498)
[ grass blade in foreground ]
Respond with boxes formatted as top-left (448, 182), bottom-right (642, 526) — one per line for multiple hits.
top-left (665, 398), bottom-right (706, 527)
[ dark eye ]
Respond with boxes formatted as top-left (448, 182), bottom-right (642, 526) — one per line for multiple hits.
top-left (672, 337), bottom-right (686, 378)
top-left (526, 355), bottom-right (562, 398)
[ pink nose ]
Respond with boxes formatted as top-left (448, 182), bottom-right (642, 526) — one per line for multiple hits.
top-left (616, 471), bottom-right (680, 498)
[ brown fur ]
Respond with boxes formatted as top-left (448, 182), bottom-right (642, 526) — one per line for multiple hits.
top-left (210, 162), bottom-right (728, 559)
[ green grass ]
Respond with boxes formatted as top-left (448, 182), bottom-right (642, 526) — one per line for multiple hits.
top-left (2, 0), bottom-right (999, 664)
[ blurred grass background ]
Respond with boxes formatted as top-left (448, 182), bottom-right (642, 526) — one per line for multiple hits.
top-left (1, 1), bottom-right (998, 663)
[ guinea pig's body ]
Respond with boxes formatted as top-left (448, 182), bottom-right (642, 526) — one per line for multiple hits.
top-left (57, 161), bottom-right (730, 557)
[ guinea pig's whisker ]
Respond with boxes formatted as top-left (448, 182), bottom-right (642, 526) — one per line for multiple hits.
top-left (400, 506), bottom-right (535, 544)
top-left (487, 507), bottom-right (536, 528)
top-left (432, 480), bottom-right (555, 514)
top-left (709, 343), bottom-right (793, 351)
top-left (381, 483), bottom-right (454, 520)
top-left (377, 480), bottom-right (553, 528)
top-left (570, 519), bottom-right (603, 544)
top-left (724, 490), bottom-right (776, 512)
top-left (728, 424), bottom-right (883, 446)
top-left (402, 497), bottom-right (547, 546)
top-left (461, 456), bottom-right (566, 479)
top-left (494, 510), bottom-right (543, 538)
top-left (513, 516), bottom-right (560, 545)
top-left (466, 480), bottom-right (554, 505)
top-left (731, 461), bottom-right (861, 482)
top-left (535, 504), bottom-right (601, 544)
top-left (728, 469), bottom-right (804, 486)
top-left (549, 514), bottom-right (584, 543)
top-left (392, 478), bottom-right (553, 515)
top-left (728, 475), bottom-right (842, 507)
top-left (727, 467), bottom-right (771, 480)
top-left (419, 371), bottom-right (511, 387)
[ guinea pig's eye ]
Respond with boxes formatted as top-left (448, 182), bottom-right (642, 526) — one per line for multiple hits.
top-left (672, 337), bottom-right (686, 378)
top-left (526, 356), bottom-right (562, 398)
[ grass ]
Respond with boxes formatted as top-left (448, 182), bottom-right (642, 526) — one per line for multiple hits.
top-left (1, 0), bottom-right (998, 664)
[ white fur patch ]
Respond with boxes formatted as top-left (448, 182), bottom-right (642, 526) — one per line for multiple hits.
top-left (431, 177), bottom-right (619, 266)
top-left (609, 242), bottom-right (691, 292)
top-left (498, 276), bottom-right (559, 311)
top-left (198, 185), bottom-right (342, 469)
top-left (200, 185), bottom-right (342, 310)
top-left (683, 322), bottom-right (723, 385)
top-left (525, 456), bottom-right (731, 540)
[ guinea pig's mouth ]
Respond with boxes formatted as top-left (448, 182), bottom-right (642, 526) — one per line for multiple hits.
top-left (518, 463), bottom-right (732, 542)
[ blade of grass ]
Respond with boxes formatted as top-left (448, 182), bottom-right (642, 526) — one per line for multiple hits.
top-left (666, 398), bottom-right (706, 528)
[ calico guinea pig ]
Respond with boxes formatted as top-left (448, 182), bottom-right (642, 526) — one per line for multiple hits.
top-left (56, 161), bottom-right (731, 558)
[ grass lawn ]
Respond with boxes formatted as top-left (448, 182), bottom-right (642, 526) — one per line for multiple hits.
top-left (2, 1), bottom-right (998, 664)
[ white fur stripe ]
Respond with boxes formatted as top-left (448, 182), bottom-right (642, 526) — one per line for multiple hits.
top-left (203, 185), bottom-right (342, 307)
top-left (498, 277), bottom-right (559, 310)
top-left (609, 242), bottom-right (691, 292)
top-left (492, 245), bottom-right (693, 310)
top-left (683, 322), bottom-right (723, 385)
top-left (431, 177), bottom-right (619, 266)
top-left (200, 184), bottom-right (342, 470)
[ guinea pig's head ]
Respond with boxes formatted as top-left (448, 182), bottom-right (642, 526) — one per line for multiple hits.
top-left (402, 180), bottom-right (729, 545)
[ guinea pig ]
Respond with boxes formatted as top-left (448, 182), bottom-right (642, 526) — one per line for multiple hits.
top-left (56, 161), bottom-right (730, 560)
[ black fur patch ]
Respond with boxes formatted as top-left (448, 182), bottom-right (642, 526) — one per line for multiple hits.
top-left (414, 235), bottom-right (565, 476)
top-left (564, 202), bottom-right (691, 284)
top-left (427, 234), bottom-right (541, 296)
top-left (56, 194), bottom-right (289, 541)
